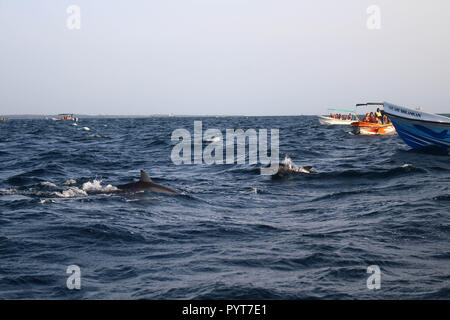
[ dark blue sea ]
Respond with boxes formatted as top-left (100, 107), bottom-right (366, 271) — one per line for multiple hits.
top-left (0, 117), bottom-right (449, 299)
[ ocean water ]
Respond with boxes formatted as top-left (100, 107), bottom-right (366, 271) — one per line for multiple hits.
top-left (0, 116), bottom-right (449, 299)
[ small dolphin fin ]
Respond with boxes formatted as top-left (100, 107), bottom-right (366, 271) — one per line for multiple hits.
top-left (140, 170), bottom-right (152, 182)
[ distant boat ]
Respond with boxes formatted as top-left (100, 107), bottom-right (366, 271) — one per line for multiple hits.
top-left (382, 101), bottom-right (450, 149)
top-left (348, 102), bottom-right (395, 135)
top-left (56, 114), bottom-right (78, 121)
top-left (58, 114), bottom-right (74, 120)
top-left (0, 117), bottom-right (7, 121)
top-left (318, 108), bottom-right (357, 125)
top-left (318, 115), bottom-right (355, 125)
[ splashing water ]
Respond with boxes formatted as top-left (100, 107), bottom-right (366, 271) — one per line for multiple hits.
top-left (82, 179), bottom-right (118, 193)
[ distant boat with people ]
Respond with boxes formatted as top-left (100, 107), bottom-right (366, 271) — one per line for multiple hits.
top-left (0, 117), bottom-right (7, 121)
top-left (318, 108), bottom-right (357, 125)
top-left (54, 114), bottom-right (78, 121)
top-left (319, 104), bottom-right (396, 135)
top-left (350, 103), bottom-right (396, 135)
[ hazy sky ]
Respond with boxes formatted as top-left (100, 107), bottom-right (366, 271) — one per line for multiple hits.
top-left (1, 0), bottom-right (450, 115)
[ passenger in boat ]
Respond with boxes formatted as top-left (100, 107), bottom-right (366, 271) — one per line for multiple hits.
top-left (348, 113), bottom-right (353, 121)
top-left (363, 113), bottom-right (370, 122)
top-left (376, 108), bottom-right (382, 117)
top-left (373, 113), bottom-right (379, 123)
top-left (375, 108), bottom-right (383, 122)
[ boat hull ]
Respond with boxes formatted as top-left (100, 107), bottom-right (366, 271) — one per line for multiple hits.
top-left (351, 121), bottom-right (396, 135)
top-left (383, 102), bottom-right (450, 149)
top-left (387, 115), bottom-right (450, 149)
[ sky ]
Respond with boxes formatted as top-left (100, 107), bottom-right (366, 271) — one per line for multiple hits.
top-left (1, 0), bottom-right (450, 115)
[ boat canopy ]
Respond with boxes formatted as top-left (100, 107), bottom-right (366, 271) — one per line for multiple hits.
top-left (355, 102), bottom-right (384, 107)
top-left (327, 108), bottom-right (356, 114)
top-left (353, 102), bottom-right (386, 120)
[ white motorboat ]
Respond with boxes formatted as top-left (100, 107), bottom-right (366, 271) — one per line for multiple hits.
top-left (318, 108), bottom-right (356, 125)
top-left (382, 102), bottom-right (450, 149)
top-left (318, 116), bottom-right (355, 125)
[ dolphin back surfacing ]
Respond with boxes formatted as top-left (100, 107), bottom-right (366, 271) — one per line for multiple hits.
top-left (117, 170), bottom-right (178, 194)
top-left (269, 156), bottom-right (313, 178)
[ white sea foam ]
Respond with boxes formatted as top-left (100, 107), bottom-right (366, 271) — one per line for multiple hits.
top-left (54, 187), bottom-right (88, 198)
top-left (88, 134), bottom-right (109, 139)
top-left (0, 188), bottom-right (18, 196)
top-left (82, 179), bottom-right (118, 193)
top-left (3, 179), bottom-right (117, 199)
top-left (279, 155), bottom-right (311, 174)
top-left (40, 181), bottom-right (58, 189)
top-left (281, 155), bottom-right (301, 171)
top-left (42, 179), bottom-right (117, 198)
top-left (83, 127), bottom-right (90, 131)
top-left (63, 179), bottom-right (77, 185)
top-left (40, 199), bottom-right (56, 204)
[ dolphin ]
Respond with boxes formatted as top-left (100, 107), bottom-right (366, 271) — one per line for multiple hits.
top-left (272, 163), bottom-right (312, 178)
top-left (266, 156), bottom-right (313, 178)
top-left (116, 170), bottom-right (178, 194)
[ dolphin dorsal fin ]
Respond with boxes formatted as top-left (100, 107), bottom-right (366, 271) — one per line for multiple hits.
top-left (140, 170), bottom-right (152, 182)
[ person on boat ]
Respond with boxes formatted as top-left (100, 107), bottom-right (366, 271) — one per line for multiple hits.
top-left (372, 112), bottom-right (379, 123)
top-left (376, 108), bottom-right (382, 117)
top-left (363, 113), bottom-right (370, 122)
top-left (348, 113), bottom-right (353, 121)
top-left (375, 108), bottom-right (383, 122)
